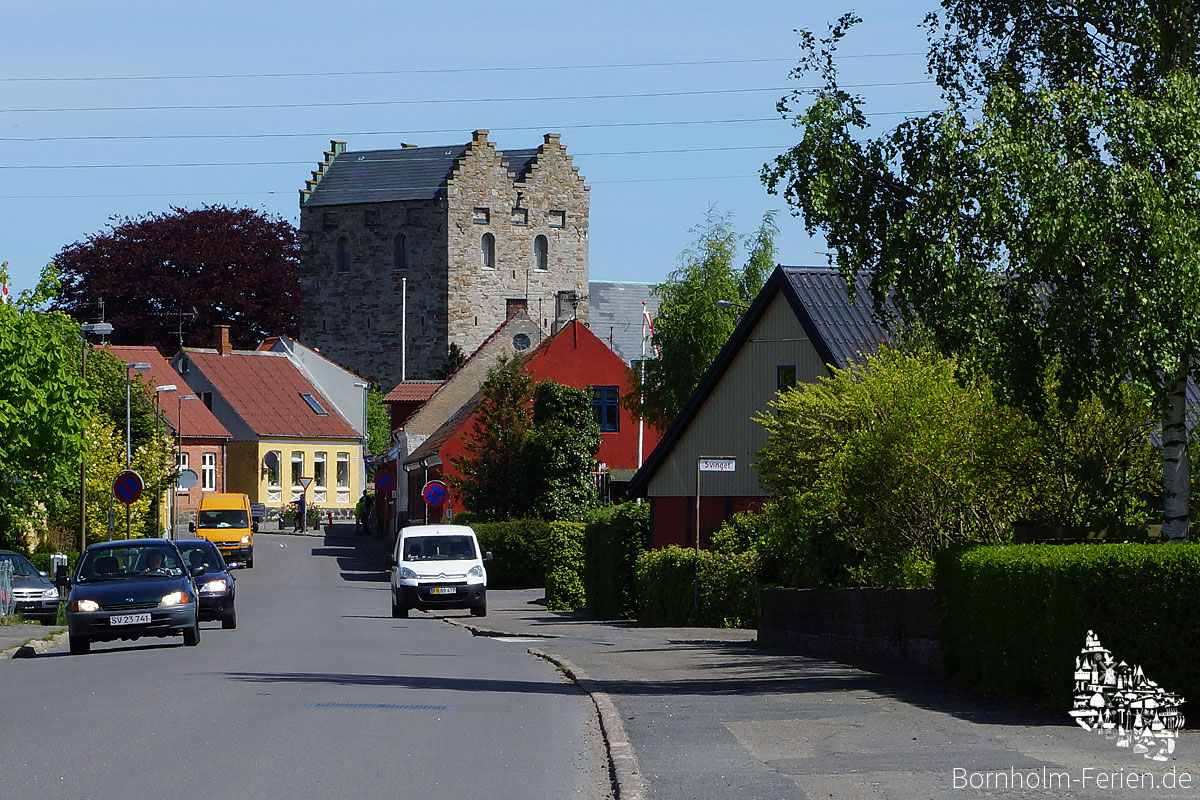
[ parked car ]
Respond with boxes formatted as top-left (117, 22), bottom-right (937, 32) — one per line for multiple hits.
top-left (65, 539), bottom-right (202, 655)
top-left (388, 524), bottom-right (491, 618)
top-left (0, 550), bottom-right (59, 625)
top-left (174, 539), bottom-right (240, 630)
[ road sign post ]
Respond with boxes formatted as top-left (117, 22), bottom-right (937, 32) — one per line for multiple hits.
top-left (694, 456), bottom-right (735, 621)
top-left (113, 469), bottom-right (144, 540)
top-left (421, 480), bottom-right (450, 522)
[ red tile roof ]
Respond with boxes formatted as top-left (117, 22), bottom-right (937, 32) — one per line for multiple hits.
top-left (182, 348), bottom-right (360, 439)
top-left (383, 380), bottom-right (443, 403)
top-left (104, 345), bottom-right (231, 440)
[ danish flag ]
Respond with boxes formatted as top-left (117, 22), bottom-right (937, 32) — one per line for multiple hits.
top-left (1, 282), bottom-right (8, 305)
top-left (642, 302), bottom-right (661, 358)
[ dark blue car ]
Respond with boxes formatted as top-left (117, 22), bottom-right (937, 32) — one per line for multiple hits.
top-left (65, 539), bottom-right (203, 655)
top-left (174, 539), bottom-right (239, 629)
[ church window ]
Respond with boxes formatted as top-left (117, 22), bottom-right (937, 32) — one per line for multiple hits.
top-left (336, 237), bottom-right (351, 272)
top-left (394, 234), bottom-right (408, 270)
top-left (481, 233), bottom-right (496, 269)
top-left (534, 235), bottom-right (549, 271)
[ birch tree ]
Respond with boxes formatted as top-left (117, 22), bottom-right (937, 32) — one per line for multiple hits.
top-left (765, 3), bottom-right (1200, 540)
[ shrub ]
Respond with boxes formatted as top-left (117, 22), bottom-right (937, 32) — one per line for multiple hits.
top-left (473, 519), bottom-right (553, 588)
top-left (545, 522), bottom-right (586, 610)
top-left (936, 543), bottom-right (1200, 708)
top-left (29, 551), bottom-right (78, 576)
top-left (635, 545), bottom-right (759, 628)
top-left (583, 503), bottom-right (649, 619)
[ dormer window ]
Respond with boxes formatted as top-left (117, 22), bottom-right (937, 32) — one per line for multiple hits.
top-left (300, 393), bottom-right (328, 416)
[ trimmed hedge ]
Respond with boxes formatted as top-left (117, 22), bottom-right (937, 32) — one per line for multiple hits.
top-left (583, 503), bottom-right (649, 619)
top-left (936, 543), bottom-right (1200, 708)
top-left (545, 522), bottom-right (586, 610)
top-left (635, 545), bottom-right (759, 628)
top-left (473, 520), bottom-right (553, 588)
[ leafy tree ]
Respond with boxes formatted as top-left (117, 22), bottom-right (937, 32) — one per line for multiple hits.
top-left (451, 355), bottom-right (533, 520)
top-left (630, 208), bottom-right (776, 430)
top-left (50, 205), bottom-right (299, 353)
top-left (82, 413), bottom-right (173, 543)
top-left (435, 343), bottom-right (468, 380)
top-left (366, 386), bottom-right (390, 455)
top-left (765, 6), bottom-right (1200, 540)
top-left (525, 382), bottom-right (601, 521)
top-left (0, 265), bottom-right (91, 551)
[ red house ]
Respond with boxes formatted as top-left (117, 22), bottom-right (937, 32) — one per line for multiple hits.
top-left (403, 319), bottom-right (659, 520)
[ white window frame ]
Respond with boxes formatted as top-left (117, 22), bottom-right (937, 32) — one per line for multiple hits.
top-left (336, 452), bottom-right (351, 504)
top-left (175, 451), bottom-right (189, 493)
top-left (313, 451), bottom-right (328, 503)
top-left (291, 451), bottom-right (305, 502)
top-left (201, 452), bottom-right (216, 492)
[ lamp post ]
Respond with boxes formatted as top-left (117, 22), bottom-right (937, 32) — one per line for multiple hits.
top-left (171, 394), bottom-right (197, 539)
top-left (78, 323), bottom-right (113, 553)
top-left (154, 385), bottom-right (177, 537)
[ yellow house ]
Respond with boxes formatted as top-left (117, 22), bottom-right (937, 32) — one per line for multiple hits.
top-left (171, 331), bottom-right (363, 520)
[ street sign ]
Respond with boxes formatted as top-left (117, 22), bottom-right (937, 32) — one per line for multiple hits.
top-left (176, 468), bottom-right (198, 490)
top-left (113, 470), bottom-right (144, 505)
top-left (298, 476), bottom-right (313, 492)
top-left (375, 470), bottom-right (394, 491)
top-left (422, 480), bottom-right (449, 507)
top-left (698, 456), bottom-right (736, 472)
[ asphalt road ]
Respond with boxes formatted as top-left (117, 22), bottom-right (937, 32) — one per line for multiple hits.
top-left (0, 533), bottom-right (611, 800)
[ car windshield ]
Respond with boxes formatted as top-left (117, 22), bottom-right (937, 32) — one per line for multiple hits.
top-left (77, 545), bottom-right (184, 581)
top-left (197, 509), bottom-right (248, 528)
top-left (0, 553), bottom-right (40, 577)
top-left (401, 535), bottom-right (477, 561)
top-left (175, 541), bottom-right (226, 571)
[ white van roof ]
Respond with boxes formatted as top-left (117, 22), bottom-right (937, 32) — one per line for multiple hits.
top-left (399, 524), bottom-right (476, 537)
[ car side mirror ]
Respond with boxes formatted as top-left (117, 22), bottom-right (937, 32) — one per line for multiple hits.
top-left (388, 555), bottom-right (398, 567)
top-left (252, 521), bottom-right (259, 532)
top-left (225, 561), bottom-right (242, 570)
top-left (188, 522), bottom-right (196, 532)
top-left (190, 564), bottom-right (206, 578)
top-left (483, 551), bottom-right (493, 563)
top-left (39, 570), bottom-right (49, 578)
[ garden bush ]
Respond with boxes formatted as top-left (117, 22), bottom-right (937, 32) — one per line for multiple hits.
top-left (544, 522), bottom-right (586, 610)
top-left (635, 545), bottom-right (759, 628)
top-left (473, 519), bottom-right (553, 588)
top-left (583, 503), bottom-right (649, 619)
top-left (936, 543), bottom-right (1200, 708)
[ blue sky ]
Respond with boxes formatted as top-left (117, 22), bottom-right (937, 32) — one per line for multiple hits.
top-left (1, 1), bottom-right (943, 298)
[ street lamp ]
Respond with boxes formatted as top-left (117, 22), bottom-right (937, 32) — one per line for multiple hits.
top-left (171, 394), bottom-right (197, 539)
top-left (715, 299), bottom-right (749, 310)
top-left (78, 322), bottom-right (113, 553)
top-left (154, 385), bottom-right (177, 536)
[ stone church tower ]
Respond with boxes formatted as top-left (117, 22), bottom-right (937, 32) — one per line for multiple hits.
top-left (298, 130), bottom-right (589, 386)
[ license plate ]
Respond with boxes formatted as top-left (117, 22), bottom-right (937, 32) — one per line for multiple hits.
top-left (110, 613), bottom-right (151, 626)
top-left (430, 587), bottom-right (456, 595)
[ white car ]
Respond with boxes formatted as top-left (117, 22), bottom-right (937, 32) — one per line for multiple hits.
top-left (389, 524), bottom-right (490, 618)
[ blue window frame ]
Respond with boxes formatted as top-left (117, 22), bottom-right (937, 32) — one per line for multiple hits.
top-left (777, 365), bottom-right (797, 390)
top-left (592, 386), bottom-right (620, 432)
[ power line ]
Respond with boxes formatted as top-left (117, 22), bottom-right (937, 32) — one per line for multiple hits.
top-left (0, 53), bottom-right (926, 84)
top-left (0, 81), bottom-right (931, 115)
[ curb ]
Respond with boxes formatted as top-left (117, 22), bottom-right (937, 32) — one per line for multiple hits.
top-left (0, 628), bottom-right (68, 659)
top-left (445, 618), bottom-right (645, 800)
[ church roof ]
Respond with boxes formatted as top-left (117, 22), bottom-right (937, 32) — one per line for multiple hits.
top-left (303, 144), bottom-right (470, 206)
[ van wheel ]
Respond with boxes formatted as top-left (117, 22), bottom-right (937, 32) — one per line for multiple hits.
top-left (183, 620), bottom-right (201, 646)
top-left (69, 634), bottom-right (91, 655)
top-left (391, 593), bottom-right (408, 619)
top-left (471, 602), bottom-right (487, 617)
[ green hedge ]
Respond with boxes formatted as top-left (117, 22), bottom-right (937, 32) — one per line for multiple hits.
top-left (29, 552), bottom-right (78, 576)
top-left (473, 520), bottom-right (553, 588)
top-left (545, 522), bottom-right (586, 611)
top-left (936, 543), bottom-right (1200, 708)
top-left (635, 545), bottom-right (759, 628)
top-left (583, 503), bottom-right (649, 619)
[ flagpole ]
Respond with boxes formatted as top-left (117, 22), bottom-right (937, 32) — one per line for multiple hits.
top-left (638, 301), bottom-right (647, 469)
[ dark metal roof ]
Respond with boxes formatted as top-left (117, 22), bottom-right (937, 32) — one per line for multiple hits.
top-left (628, 265), bottom-right (893, 497)
top-left (303, 144), bottom-right (469, 207)
top-left (588, 281), bottom-right (660, 364)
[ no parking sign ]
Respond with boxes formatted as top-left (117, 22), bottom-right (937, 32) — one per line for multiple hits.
top-left (421, 480), bottom-right (449, 507)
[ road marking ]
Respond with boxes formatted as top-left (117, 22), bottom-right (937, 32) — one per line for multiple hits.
top-left (305, 702), bottom-right (457, 711)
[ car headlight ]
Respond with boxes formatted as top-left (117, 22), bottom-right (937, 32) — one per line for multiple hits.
top-left (468, 565), bottom-right (484, 579)
top-left (399, 566), bottom-right (418, 580)
top-left (201, 579), bottom-right (228, 594)
top-left (42, 587), bottom-right (60, 599)
top-left (241, 535), bottom-right (250, 544)
top-left (159, 591), bottom-right (191, 606)
top-left (72, 598), bottom-right (100, 613)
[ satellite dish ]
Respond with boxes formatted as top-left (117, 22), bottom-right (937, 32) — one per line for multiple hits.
top-left (176, 469), bottom-right (198, 490)
top-left (263, 451), bottom-right (280, 472)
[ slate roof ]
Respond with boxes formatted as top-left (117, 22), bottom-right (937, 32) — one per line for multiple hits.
top-left (628, 265), bottom-right (893, 497)
top-left (588, 280), bottom-right (660, 364)
top-left (501, 149), bottom-right (538, 181)
top-left (104, 345), bottom-right (231, 440)
top-left (303, 144), bottom-right (469, 207)
top-left (181, 349), bottom-right (360, 439)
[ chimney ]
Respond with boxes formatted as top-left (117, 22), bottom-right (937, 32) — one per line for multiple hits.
top-left (214, 325), bottom-right (232, 357)
top-left (471, 129), bottom-right (490, 146)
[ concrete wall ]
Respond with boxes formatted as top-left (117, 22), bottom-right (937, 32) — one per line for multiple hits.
top-left (758, 588), bottom-right (942, 673)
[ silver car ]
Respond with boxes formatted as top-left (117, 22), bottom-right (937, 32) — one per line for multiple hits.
top-left (0, 550), bottom-right (60, 625)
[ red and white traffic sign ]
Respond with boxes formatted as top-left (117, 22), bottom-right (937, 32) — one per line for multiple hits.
top-left (422, 480), bottom-right (449, 507)
top-left (298, 476), bottom-right (313, 492)
top-left (113, 470), bottom-right (144, 505)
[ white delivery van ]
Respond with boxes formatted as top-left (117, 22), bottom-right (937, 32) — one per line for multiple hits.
top-left (389, 524), bottom-right (491, 618)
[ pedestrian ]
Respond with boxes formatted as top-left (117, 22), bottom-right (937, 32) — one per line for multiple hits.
top-left (296, 494), bottom-right (307, 533)
top-left (355, 491), bottom-right (367, 535)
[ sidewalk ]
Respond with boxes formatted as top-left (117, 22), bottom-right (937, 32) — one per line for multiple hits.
top-left (354, 533), bottom-right (1199, 800)
top-left (0, 620), bottom-right (65, 659)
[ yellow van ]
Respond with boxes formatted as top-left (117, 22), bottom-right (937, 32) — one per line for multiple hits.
top-left (191, 493), bottom-right (256, 568)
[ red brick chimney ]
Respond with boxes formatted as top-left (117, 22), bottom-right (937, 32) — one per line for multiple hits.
top-left (214, 325), bottom-right (232, 356)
